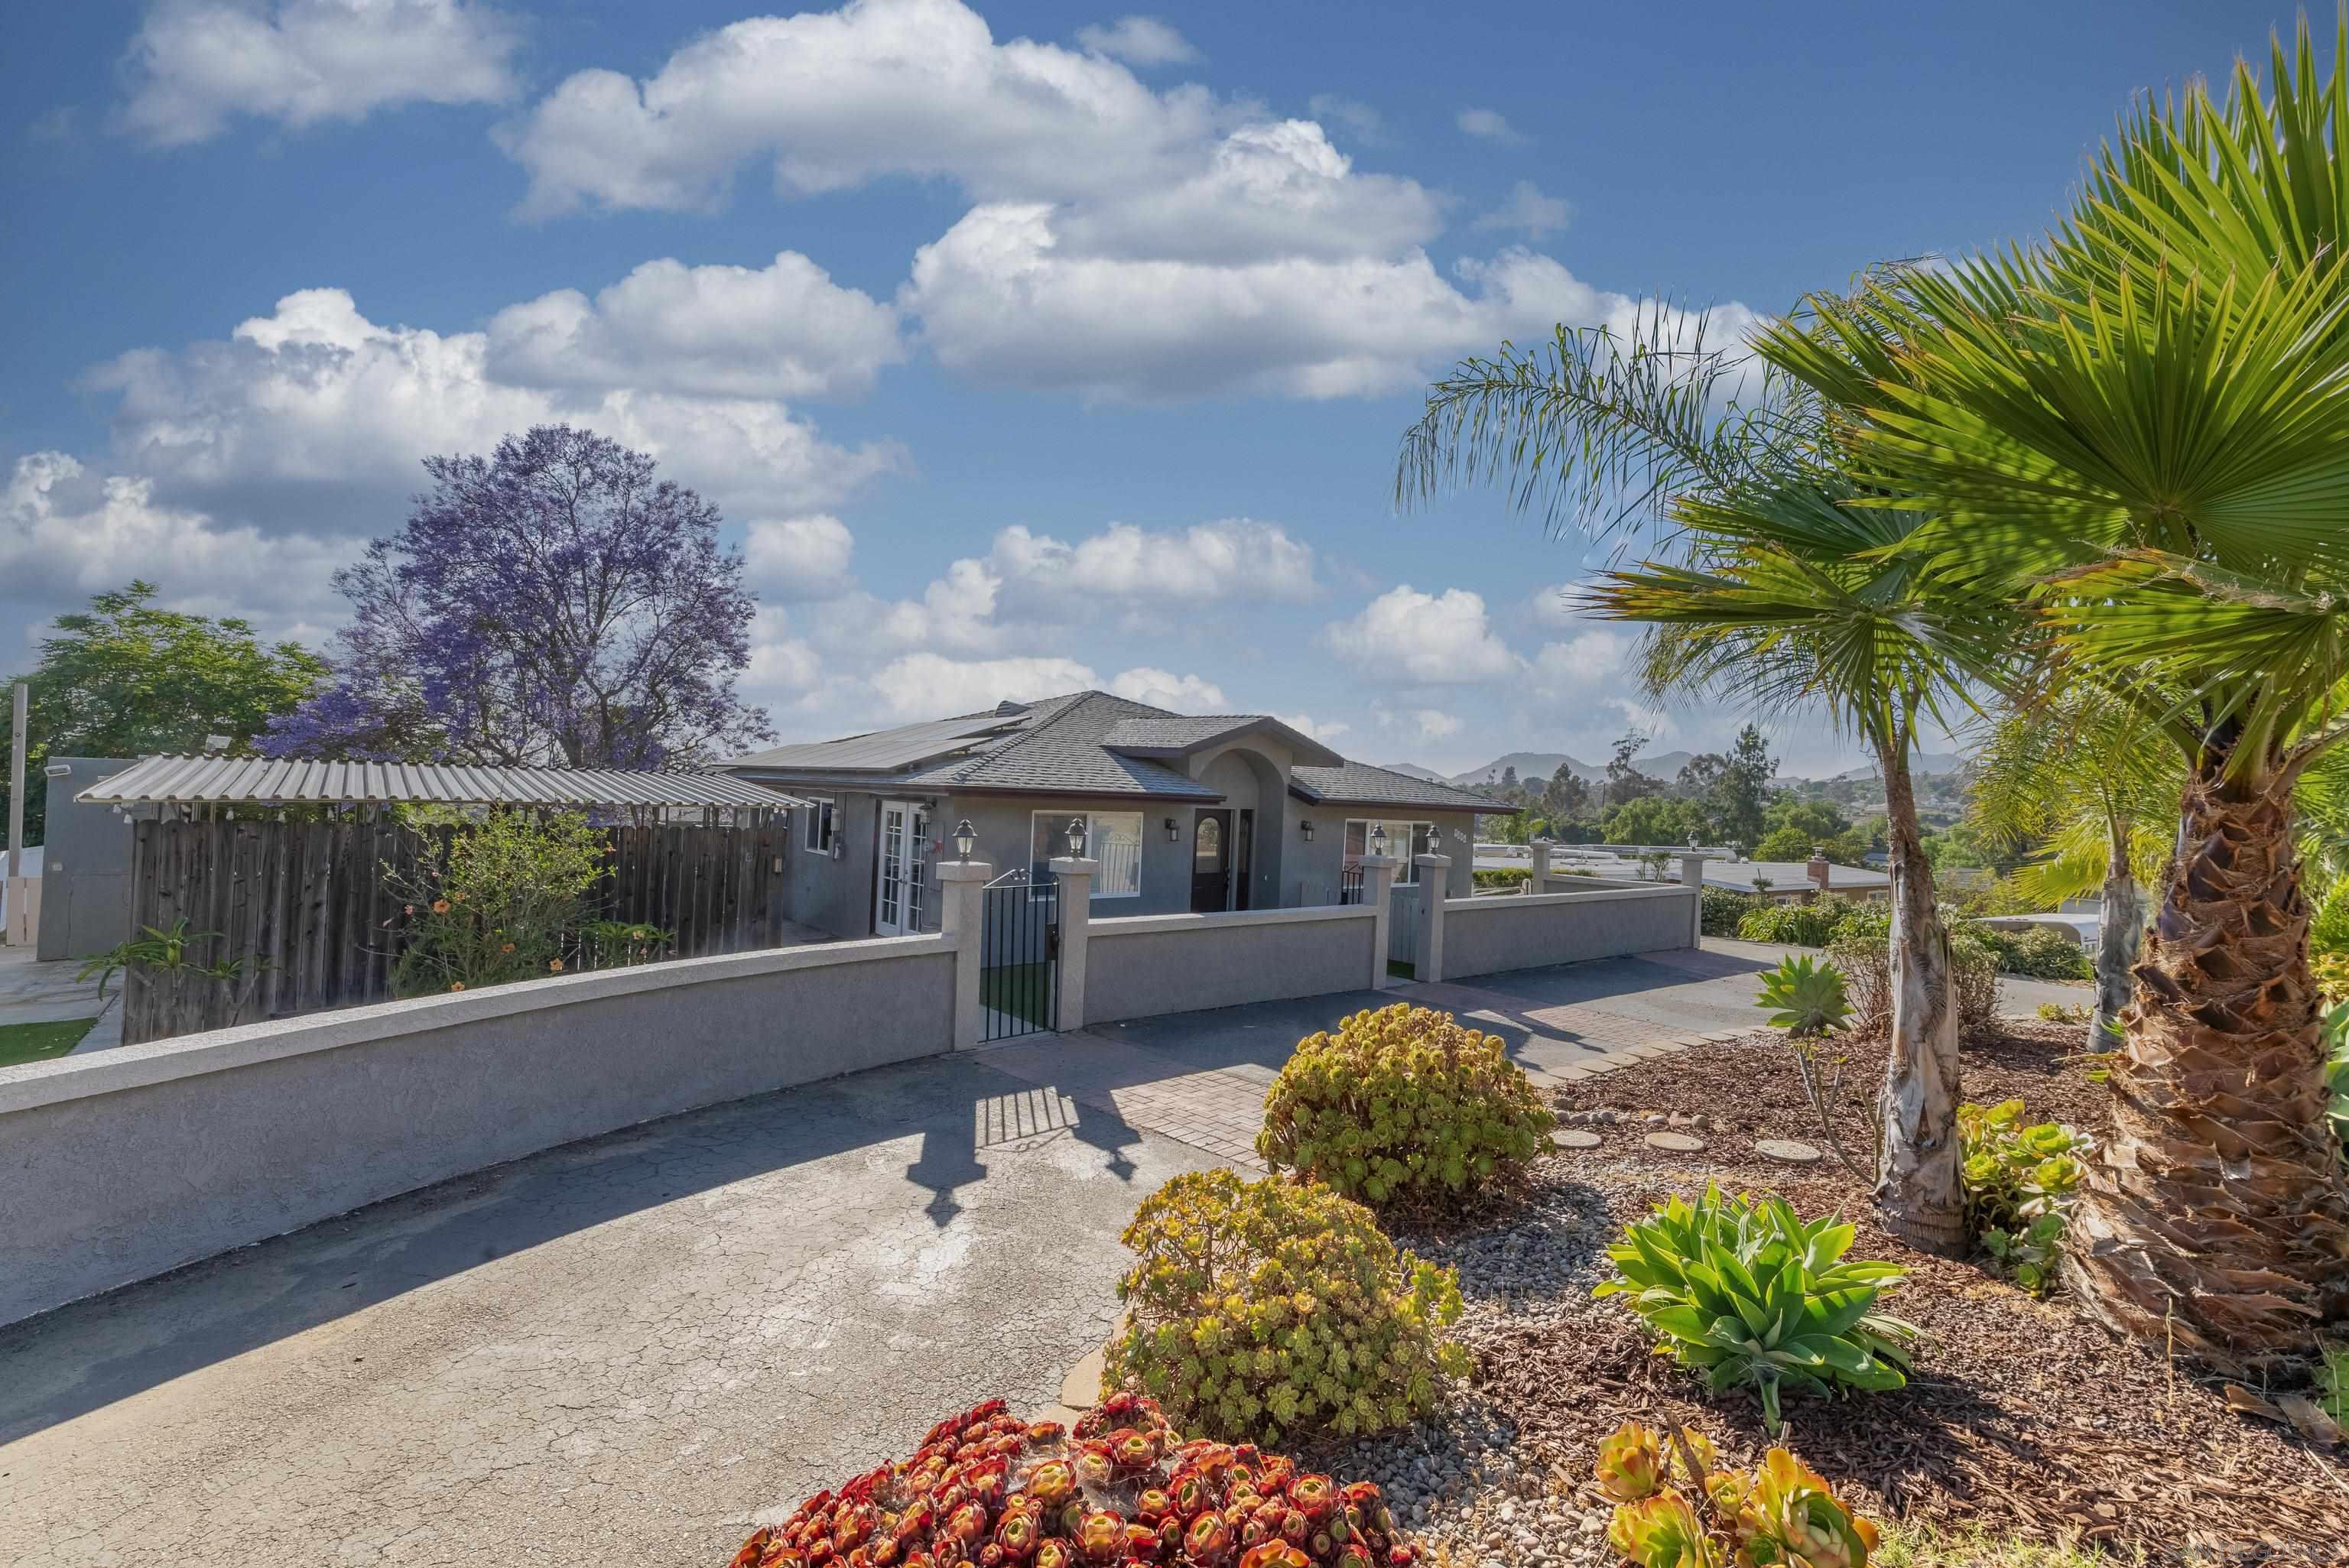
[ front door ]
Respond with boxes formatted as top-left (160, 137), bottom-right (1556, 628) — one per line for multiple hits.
top-left (876, 800), bottom-right (928, 936)
top-left (1191, 809), bottom-right (1233, 913)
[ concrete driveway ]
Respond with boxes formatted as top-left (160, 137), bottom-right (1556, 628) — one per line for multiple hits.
top-left (0, 938), bottom-right (2084, 1567)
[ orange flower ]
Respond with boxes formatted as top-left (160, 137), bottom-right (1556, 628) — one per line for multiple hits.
top-left (450, 891), bottom-right (466, 903)
top-left (501, 942), bottom-right (515, 953)
top-left (450, 982), bottom-right (466, 992)
top-left (431, 898), bottom-right (451, 914)
top-left (547, 958), bottom-right (565, 972)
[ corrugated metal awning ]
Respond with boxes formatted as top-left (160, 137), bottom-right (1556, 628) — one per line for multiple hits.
top-left (77, 755), bottom-right (810, 811)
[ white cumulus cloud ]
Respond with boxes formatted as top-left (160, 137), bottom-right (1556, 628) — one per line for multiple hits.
top-left (122, 0), bottom-right (521, 145)
top-left (485, 252), bottom-right (905, 401)
top-left (1273, 712), bottom-right (1349, 742)
top-left (1456, 107), bottom-right (1525, 144)
top-left (1109, 667), bottom-right (1224, 711)
top-left (1074, 16), bottom-right (1198, 66)
top-left (86, 287), bottom-right (903, 526)
top-left (1473, 180), bottom-right (1572, 237)
top-left (1323, 586), bottom-right (1521, 684)
top-left (746, 515), bottom-right (857, 600)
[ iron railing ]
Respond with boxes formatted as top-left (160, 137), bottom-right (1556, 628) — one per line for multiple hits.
top-left (980, 868), bottom-right (1060, 1041)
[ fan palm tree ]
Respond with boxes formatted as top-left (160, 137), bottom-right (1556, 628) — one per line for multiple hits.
top-left (1826, 19), bottom-right (2349, 1367)
top-left (1967, 689), bottom-right (2180, 1047)
top-left (1395, 300), bottom-right (2012, 1254)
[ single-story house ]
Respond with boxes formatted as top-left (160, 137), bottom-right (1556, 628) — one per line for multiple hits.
top-left (724, 690), bottom-right (1516, 938)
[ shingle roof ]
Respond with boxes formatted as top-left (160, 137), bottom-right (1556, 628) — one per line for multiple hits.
top-left (1288, 761), bottom-right (1519, 814)
top-left (1100, 714), bottom-right (1344, 766)
top-left (941, 693), bottom-right (1220, 797)
top-left (725, 711), bottom-right (1028, 771)
top-left (80, 756), bottom-right (807, 810)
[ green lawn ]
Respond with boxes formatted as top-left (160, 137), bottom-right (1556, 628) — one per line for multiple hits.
top-left (0, 1018), bottom-right (96, 1069)
top-left (980, 962), bottom-right (1055, 1030)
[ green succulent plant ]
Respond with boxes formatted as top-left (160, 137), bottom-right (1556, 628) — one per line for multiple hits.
top-left (1255, 1003), bottom-right (1553, 1210)
top-left (1593, 1422), bottom-right (1882, 1568)
top-left (2321, 999), bottom-right (2349, 1161)
top-left (1106, 1169), bottom-right (1470, 1447)
top-left (1957, 1100), bottom-right (2092, 1295)
top-left (1755, 953), bottom-right (1853, 1039)
top-left (1594, 1184), bottom-right (1920, 1433)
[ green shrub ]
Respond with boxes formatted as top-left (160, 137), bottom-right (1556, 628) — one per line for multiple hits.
top-left (577, 920), bottom-right (672, 969)
top-left (1958, 1099), bottom-right (2091, 1295)
top-left (1474, 866), bottom-right (1534, 890)
top-left (2312, 876), bottom-right (2349, 958)
top-left (1106, 1169), bottom-right (1470, 1446)
top-left (1828, 928), bottom-right (2000, 1040)
top-left (1256, 1003), bottom-right (1553, 1210)
top-left (1961, 923), bottom-right (2094, 981)
top-left (1737, 901), bottom-right (1842, 946)
top-left (1756, 953), bottom-right (1851, 1038)
top-left (387, 810), bottom-right (608, 996)
top-left (1594, 1183), bottom-right (1920, 1433)
top-left (2323, 998), bottom-right (2349, 1164)
top-left (1701, 886), bottom-right (1766, 936)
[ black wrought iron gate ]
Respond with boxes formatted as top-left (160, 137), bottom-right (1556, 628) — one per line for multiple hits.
top-left (980, 868), bottom-right (1061, 1041)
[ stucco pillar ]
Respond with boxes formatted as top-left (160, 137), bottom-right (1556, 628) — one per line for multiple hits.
top-left (1530, 839), bottom-right (1551, 894)
top-left (1680, 853), bottom-right (1707, 948)
top-left (1412, 853), bottom-right (1451, 983)
top-left (937, 859), bottom-right (992, 1050)
top-left (1359, 855), bottom-right (1399, 991)
top-left (1048, 856), bottom-right (1097, 1032)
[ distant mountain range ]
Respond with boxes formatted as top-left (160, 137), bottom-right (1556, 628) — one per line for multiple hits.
top-left (1381, 748), bottom-right (1969, 790)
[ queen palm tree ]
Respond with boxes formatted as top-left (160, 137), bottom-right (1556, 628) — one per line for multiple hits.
top-left (1824, 20), bottom-right (2349, 1367)
top-left (1395, 300), bottom-right (2013, 1254)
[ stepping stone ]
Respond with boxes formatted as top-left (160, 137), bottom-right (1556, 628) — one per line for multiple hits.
top-left (1645, 1131), bottom-right (1708, 1154)
top-left (1551, 1128), bottom-right (1602, 1149)
top-left (1754, 1138), bottom-right (1823, 1164)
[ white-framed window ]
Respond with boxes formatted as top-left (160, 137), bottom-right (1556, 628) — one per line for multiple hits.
top-left (1032, 809), bottom-right (1144, 898)
top-left (801, 796), bottom-right (836, 854)
top-left (1343, 819), bottom-right (1437, 885)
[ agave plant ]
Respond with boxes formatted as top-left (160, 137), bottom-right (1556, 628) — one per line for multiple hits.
top-left (1755, 953), bottom-right (1852, 1039)
top-left (1594, 1185), bottom-right (1920, 1433)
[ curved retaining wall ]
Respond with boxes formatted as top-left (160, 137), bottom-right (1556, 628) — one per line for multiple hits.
top-left (0, 936), bottom-right (954, 1328)
top-left (1084, 905), bottom-right (1378, 1024)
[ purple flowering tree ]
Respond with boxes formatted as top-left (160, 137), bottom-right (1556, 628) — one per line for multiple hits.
top-left (265, 426), bottom-right (774, 767)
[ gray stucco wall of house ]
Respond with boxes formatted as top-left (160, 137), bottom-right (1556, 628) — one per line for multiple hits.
top-left (1282, 807), bottom-right (1480, 907)
top-left (785, 789), bottom-right (885, 937)
top-left (947, 794), bottom-right (1196, 916)
top-left (0, 938), bottom-right (954, 1328)
top-left (34, 757), bottom-right (138, 961)
top-left (1441, 886), bottom-right (1697, 979)
top-left (1083, 908), bottom-right (1377, 1024)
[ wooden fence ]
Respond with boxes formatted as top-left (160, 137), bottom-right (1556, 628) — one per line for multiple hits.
top-left (122, 816), bottom-right (791, 1044)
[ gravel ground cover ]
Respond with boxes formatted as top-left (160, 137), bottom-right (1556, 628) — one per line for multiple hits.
top-left (1301, 1024), bottom-right (2347, 1568)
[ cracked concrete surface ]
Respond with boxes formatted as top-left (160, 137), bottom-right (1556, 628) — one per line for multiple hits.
top-left (0, 1052), bottom-right (1216, 1567)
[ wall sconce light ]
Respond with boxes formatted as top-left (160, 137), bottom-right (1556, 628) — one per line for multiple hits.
top-left (1164, 816), bottom-right (1179, 842)
top-left (1066, 816), bottom-right (1087, 856)
top-left (954, 819), bottom-right (976, 861)
top-left (44, 762), bottom-right (72, 778)
top-left (1299, 819), bottom-right (1315, 842)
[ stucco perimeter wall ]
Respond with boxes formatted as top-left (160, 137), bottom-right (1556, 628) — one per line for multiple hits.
top-left (0, 937), bottom-right (954, 1329)
top-left (1084, 906), bottom-right (1376, 1024)
top-left (1441, 884), bottom-right (1698, 979)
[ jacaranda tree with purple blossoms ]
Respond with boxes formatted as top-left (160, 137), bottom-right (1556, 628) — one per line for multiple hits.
top-left (265, 426), bottom-right (775, 768)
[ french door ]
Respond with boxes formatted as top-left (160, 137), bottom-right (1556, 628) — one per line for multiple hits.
top-left (876, 800), bottom-right (930, 936)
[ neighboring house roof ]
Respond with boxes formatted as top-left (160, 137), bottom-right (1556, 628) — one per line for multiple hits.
top-left (1288, 761), bottom-right (1520, 816)
top-left (723, 691), bottom-right (1503, 810)
top-left (80, 755), bottom-right (809, 810)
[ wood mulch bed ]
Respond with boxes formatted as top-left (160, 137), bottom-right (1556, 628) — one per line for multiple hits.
top-left (1479, 1021), bottom-right (2349, 1566)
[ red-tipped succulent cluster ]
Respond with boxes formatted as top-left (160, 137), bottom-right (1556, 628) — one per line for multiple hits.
top-left (726, 1393), bottom-right (1415, 1568)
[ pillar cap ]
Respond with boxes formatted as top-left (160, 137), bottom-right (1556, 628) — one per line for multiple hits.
top-left (935, 859), bottom-right (994, 883)
top-left (1048, 856), bottom-right (1100, 875)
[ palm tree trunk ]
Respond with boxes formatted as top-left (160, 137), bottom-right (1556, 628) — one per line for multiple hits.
top-left (1875, 741), bottom-right (1969, 1256)
top-left (2091, 817), bottom-right (2148, 1053)
top-left (2061, 761), bottom-right (2349, 1369)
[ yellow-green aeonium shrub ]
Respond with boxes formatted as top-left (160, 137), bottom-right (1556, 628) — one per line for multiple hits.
top-left (1256, 1002), bottom-right (1555, 1210)
top-left (1596, 1420), bottom-right (1882, 1568)
top-left (1106, 1168), bottom-right (1470, 1447)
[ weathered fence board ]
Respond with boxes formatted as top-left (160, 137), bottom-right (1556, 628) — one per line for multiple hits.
top-left (122, 816), bottom-right (790, 1044)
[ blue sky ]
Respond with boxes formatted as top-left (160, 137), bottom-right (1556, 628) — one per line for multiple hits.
top-left (0, 0), bottom-right (2305, 775)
